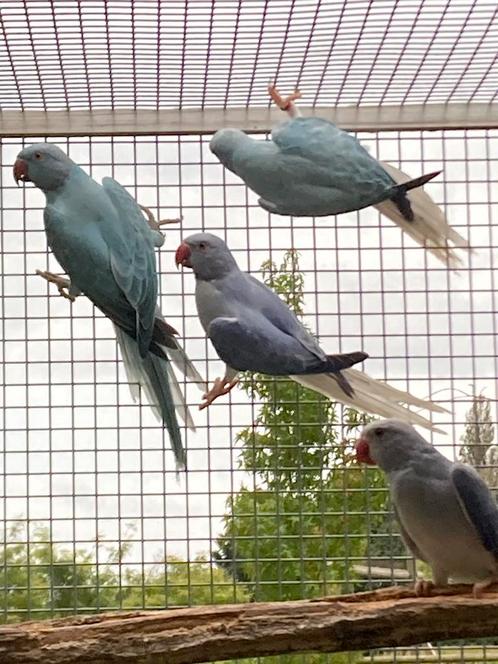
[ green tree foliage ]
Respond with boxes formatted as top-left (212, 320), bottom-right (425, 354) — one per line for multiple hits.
top-left (460, 392), bottom-right (498, 489)
top-left (0, 522), bottom-right (248, 623)
top-left (460, 393), bottom-right (495, 467)
top-left (216, 251), bottom-right (391, 604)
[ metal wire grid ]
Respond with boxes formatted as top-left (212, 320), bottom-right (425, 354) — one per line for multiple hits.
top-left (0, 0), bottom-right (497, 111)
top-left (0, 129), bottom-right (497, 659)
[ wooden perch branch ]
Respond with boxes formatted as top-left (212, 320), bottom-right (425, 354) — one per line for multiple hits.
top-left (1, 585), bottom-right (498, 664)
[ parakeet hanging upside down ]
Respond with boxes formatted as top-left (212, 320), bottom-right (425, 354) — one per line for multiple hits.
top-left (14, 143), bottom-right (204, 469)
top-left (175, 232), bottom-right (445, 430)
top-left (209, 84), bottom-right (469, 267)
top-left (356, 419), bottom-right (498, 598)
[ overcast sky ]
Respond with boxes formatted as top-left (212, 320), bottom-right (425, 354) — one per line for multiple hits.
top-left (0, 0), bottom-right (497, 570)
top-left (1, 126), bottom-right (498, 566)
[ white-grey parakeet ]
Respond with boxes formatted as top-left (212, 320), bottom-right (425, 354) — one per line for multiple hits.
top-left (356, 419), bottom-right (498, 598)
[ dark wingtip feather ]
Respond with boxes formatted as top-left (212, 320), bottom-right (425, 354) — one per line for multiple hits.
top-left (347, 351), bottom-right (369, 364)
top-left (323, 352), bottom-right (369, 398)
top-left (326, 350), bottom-right (368, 371)
top-left (333, 371), bottom-right (355, 398)
top-left (452, 465), bottom-right (498, 556)
top-left (390, 170), bottom-right (442, 222)
top-left (402, 170), bottom-right (442, 191)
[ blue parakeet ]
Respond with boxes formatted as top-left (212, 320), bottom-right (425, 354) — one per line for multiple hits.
top-left (14, 143), bottom-right (204, 469)
top-left (176, 232), bottom-right (444, 430)
top-left (210, 85), bottom-right (469, 267)
top-left (357, 419), bottom-right (498, 598)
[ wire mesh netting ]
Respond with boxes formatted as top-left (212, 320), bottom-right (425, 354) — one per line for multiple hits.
top-left (0, 0), bottom-right (497, 110)
top-left (1, 1), bottom-right (498, 663)
top-left (2, 128), bottom-right (498, 658)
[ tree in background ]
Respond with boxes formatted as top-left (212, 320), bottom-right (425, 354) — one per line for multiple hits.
top-left (460, 393), bottom-right (495, 466)
top-left (215, 251), bottom-right (392, 604)
top-left (460, 392), bottom-right (498, 489)
top-left (0, 522), bottom-right (248, 623)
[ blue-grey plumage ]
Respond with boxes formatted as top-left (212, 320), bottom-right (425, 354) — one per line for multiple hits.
top-left (357, 419), bottom-right (498, 598)
top-left (176, 232), bottom-right (367, 403)
top-left (210, 120), bottom-right (439, 218)
top-left (209, 85), bottom-right (469, 268)
top-left (14, 143), bottom-right (203, 469)
top-left (176, 233), bottom-right (446, 429)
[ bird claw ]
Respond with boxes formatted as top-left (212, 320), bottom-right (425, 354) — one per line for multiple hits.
top-left (268, 82), bottom-right (302, 113)
top-left (199, 377), bottom-right (239, 410)
top-left (139, 204), bottom-right (181, 231)
top-left (472, 577), bottom-right (498, 599)
top-left (157, 216), bottom-right (182, 226)
top-left (36, 270), bottom-right (75, 302)
top-left (414, 579), bottom-right (435, 597)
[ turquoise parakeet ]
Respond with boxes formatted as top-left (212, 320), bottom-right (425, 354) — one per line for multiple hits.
top-left (14, 143), bottom-right (203, 469)
top-left (210, 85), bottom-right (469, 267)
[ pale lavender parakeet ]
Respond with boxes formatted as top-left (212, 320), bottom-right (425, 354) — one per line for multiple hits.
top-left (357, 419), bottom-right (498, 598)
top-left (210, 85), bottom-right (469, 268)
top-left (14, 143), bottom-right (204, 469)
top-left (175, 232), bottom-right (445, 430)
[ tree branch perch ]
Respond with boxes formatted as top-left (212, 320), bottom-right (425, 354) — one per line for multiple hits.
top-left (1, 585), bottom-right (498, 664)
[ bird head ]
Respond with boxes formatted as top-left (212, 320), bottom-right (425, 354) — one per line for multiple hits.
top-left (356, 419), bottom-right (427, 472)
top-left (14, 143), bottom-right (74, 192)
top-left (209, 128), bottom-right (248, 171)
top-left (175, 232), bottom-right (238, 281)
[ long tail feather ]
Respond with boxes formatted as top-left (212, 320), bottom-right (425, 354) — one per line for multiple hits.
top-left (153, 315), bottom-right (206, 391)
top-left (114, 326), bottom-right (191, 469)
top-left (291, 370), bottom-right (446, 433)
top-left (344, 369), bottom-right (448, 413)
top-left (166, 343), bottom-right (207, 391)
top-left (376, 161), bottom-right (470, 269)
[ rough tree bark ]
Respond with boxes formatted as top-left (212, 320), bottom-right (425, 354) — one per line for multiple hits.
top-left (1, 585), bottom-right (498, 664)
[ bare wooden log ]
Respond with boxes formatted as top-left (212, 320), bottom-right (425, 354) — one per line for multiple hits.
top-left (1, 585), bottom-right (498, 664)
top-left (352, 564), bottom-right (415, 580)
top-left (0, 103), bottom-right (497, 138)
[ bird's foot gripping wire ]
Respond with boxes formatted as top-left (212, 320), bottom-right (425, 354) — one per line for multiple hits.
top-left (414, 579), bottom-right (435, 597)
top-left (268, 82), bottom-right (302, 117)
top-left (36, 270), bottom-right (77, 302)
top-left (199, 377), bottom-right (239, 410)
top-left (139, 204), bottom-right (182, 230)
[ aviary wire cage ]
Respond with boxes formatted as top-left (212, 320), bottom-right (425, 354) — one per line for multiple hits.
top-left (0, 1), bottom-right (498, 662)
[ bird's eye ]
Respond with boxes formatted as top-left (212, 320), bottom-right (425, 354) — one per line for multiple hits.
top-left (375, 428), bottom-right (384, 438)
top-left (35, 152), bottom-right (42, 160)
top-left (199, 242), bottom-right (207, 250)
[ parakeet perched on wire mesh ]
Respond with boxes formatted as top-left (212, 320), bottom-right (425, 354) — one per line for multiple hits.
top-left (357, 419), bottom-right (498, 598)
top-left (176, 232), bottom-right (445, 430)
top-left (210, 84), bottom-right (469, 268)
top-left (14, 142), bottom-right (204, 470)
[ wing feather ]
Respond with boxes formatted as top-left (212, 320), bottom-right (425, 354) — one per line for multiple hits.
top-left (271, 117), bottom-right (392, 184)
top-left (246, 275), bottom-right (328, 362)
top-left (452, 464), bottom-right (498, 556)
top-left (102, 177), bottom-right (157, 356)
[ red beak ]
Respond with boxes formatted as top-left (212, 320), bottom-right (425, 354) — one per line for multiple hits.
top-left (355, 438), bottom-right (376, 465)
top-left (175, 242), bottom-right (192, 268)
top-left (13, 158), bottom-right (30, 185)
